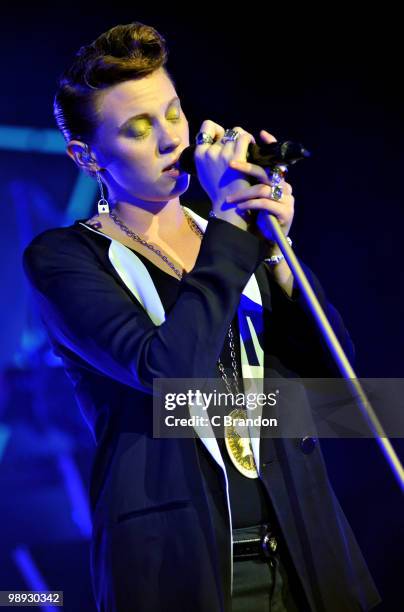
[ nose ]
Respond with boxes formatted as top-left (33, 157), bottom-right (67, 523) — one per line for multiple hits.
top-left (158, 125), bottom-right (181, 153)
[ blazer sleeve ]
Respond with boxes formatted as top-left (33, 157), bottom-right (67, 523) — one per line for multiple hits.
top-left (264, 261), bottom-right (356, 377)
top-left (23, 217), bottom-right (268, 393)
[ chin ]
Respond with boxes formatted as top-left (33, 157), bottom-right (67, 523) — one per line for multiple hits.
top-left (166, 173), bottom-right (191, 196)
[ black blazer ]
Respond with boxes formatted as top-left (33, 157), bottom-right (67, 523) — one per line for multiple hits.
top-left (23, 214), bottom-right (381, 612)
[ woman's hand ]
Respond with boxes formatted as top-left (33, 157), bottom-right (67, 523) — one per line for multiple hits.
top-left (226, 130), bottom-right (295, 244)
top-left (225, 129), bottom-right (296, 296)
top-left (193, 120), bottom-right (257, 230)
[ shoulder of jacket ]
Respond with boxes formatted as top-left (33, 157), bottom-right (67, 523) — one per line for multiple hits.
top-left (22, 223), bottom-right (109, 278)
top-left (24, 222), bottom-right (106, 254)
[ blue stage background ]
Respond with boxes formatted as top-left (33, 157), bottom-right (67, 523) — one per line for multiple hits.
top-left (1, 6), bottom-right (402, 611)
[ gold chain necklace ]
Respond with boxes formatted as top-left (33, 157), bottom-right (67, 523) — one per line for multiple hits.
top-left (109, 207), bottom-right (258, 479)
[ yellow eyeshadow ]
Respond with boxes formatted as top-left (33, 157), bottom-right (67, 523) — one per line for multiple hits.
top-left (133, 118), bottom-right (150, 131)
top-left (124, 108), bottom-right (181, 137)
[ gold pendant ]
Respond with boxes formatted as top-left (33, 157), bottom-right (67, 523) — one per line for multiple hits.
top-left (224, 408), bottom-right (259, 479)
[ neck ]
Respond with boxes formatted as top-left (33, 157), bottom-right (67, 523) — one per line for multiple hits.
top-left (111, 197), bottom-right (188, 242)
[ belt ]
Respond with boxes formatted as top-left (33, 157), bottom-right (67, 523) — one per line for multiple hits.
top-left (233, 524), bottom-right (278, 561)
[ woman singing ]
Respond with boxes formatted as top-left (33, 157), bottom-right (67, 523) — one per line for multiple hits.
top-left (22, 21), bottom-right (381, 612)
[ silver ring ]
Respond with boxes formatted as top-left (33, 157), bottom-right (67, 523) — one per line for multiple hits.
top-left (271, 185), bottom-right (283, 201)
top-left (221, 129), bottom-right (240, 144)
top-left (268, 165), bottom-right (286, 186)
top-left (195, 131), bottom-right (214, 145)
top-left (268, 171), bottom-right (282, 186)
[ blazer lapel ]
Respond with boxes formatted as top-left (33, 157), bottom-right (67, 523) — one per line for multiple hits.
top-left (79, 210), bottom-right (264, 473)
top-left (183, 208), bottom-right (264, 473)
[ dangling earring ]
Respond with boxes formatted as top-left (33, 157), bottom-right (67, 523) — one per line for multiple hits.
top-left (96, 170), bottom-right (110, 214)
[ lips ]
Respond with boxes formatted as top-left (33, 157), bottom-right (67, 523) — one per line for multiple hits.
top-left (162, 155), bottom-right (182, 172)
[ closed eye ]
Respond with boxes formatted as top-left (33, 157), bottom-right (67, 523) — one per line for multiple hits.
top-left (123, 107), bottom-right (183, 139)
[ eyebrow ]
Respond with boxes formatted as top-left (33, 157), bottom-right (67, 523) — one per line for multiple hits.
top-left (118, 97), bottom-right (180, 130)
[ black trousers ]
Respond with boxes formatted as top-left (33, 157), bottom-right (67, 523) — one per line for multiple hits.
top-left (231, 525), bottom-right (311, 612)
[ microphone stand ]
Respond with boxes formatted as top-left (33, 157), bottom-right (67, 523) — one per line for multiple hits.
top-left (266, 212), bottom-right (404, 491)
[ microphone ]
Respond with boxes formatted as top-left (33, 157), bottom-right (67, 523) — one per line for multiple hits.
top-left (178, 140), bottom-right (310, 175)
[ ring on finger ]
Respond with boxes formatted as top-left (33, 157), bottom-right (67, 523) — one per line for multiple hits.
top-left (195, 132), bottom-right (215, 145)
top-left (268, 165), bottom-right (286, 186)
top-left (271, 185), bottom-right (283, 201)
top-left (221, 129), bottom-right (240, 144)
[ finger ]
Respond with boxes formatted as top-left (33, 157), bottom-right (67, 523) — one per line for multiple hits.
top-left (237, 192), bottom-right (294, 209)
top-left (196, 120), bottom-right (226, 150)
top-left (232, 126), bottom-right (256, 160)
top-left (220, 127), bottom-right (253, 163)
top-left (219, 126), bottom-right (256, 161)
top-left (220, 126), bottom-right (247, 156)
top-left (227, 181), bottom-right (292, 203)
top-left (236, 198), bottom-right (291, 222)
top-left (260, 129), bottom-right (277, 144)
top-left (227, 159), bottom-right (271, 183)
top-left (227, 160), bottom-right (293, 190)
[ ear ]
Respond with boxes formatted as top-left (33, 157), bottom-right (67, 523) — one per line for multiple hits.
top-left (66, 140), bottom-right (100, 175)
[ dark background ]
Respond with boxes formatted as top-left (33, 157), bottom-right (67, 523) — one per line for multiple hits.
top-left (0, 6), bottom-right (402, 611)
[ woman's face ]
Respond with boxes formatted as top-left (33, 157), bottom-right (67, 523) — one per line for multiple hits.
top-left (92, 68), bottom-right (190, 204)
